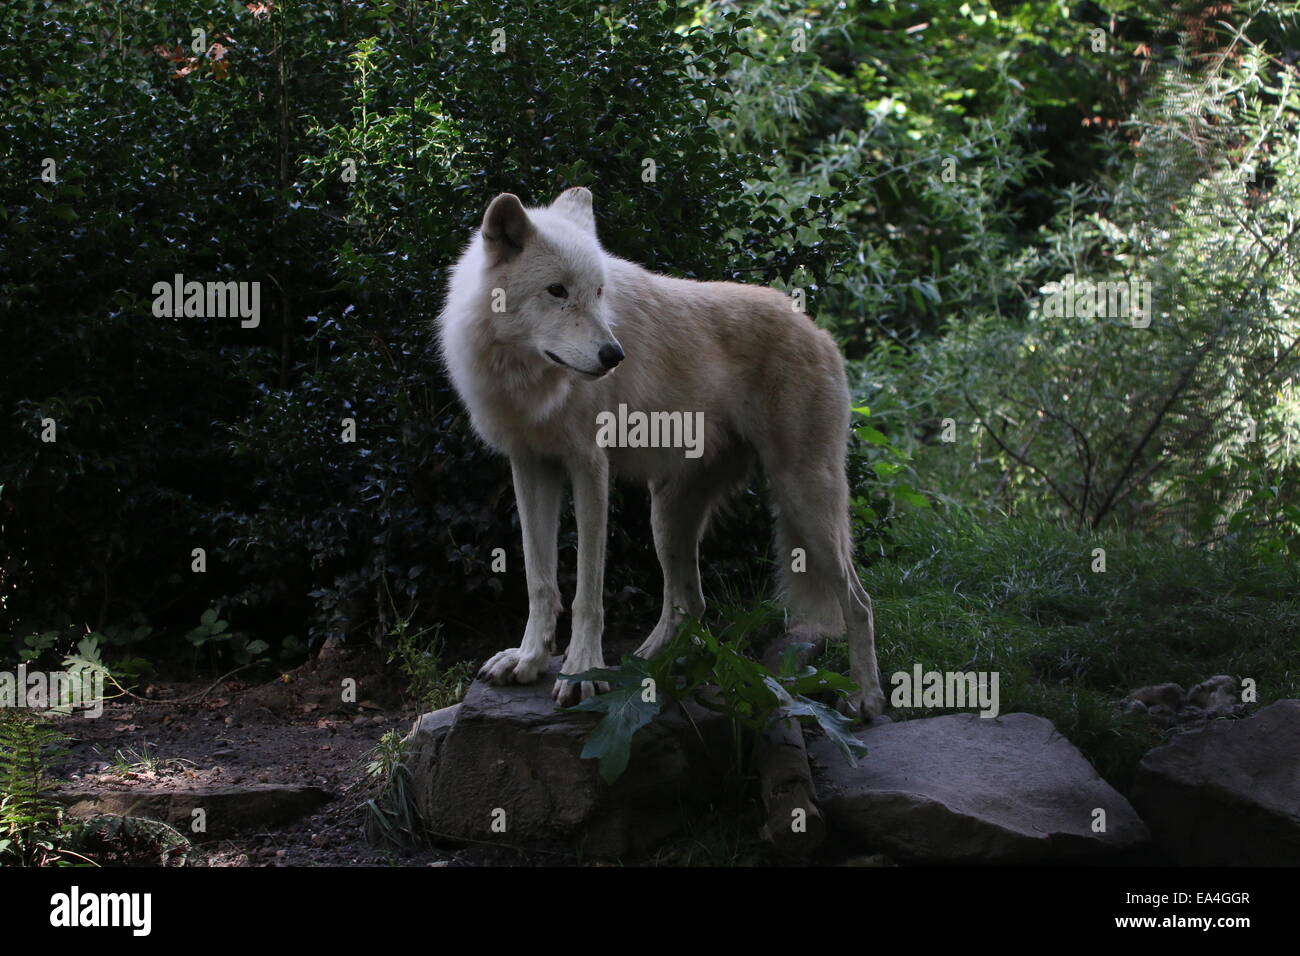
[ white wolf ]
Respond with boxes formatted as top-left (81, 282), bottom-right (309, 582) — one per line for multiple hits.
top-left (437, 187), bottom-right (885, 718)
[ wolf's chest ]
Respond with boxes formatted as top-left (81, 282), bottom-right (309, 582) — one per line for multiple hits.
top-left (461, 371), bottom-right (580, 456)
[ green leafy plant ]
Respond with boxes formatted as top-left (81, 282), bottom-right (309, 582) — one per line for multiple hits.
top-left (383, 582), bottom-right (473, 712)
top-left (388, 623), bottom-right (472, 713)
top-left (563, 615), bottom-right (867, 784)
top-left (363, 730), bottom-right (422, 850)
top-left (849, 404), bottom-right (930, 535)
top-left (16, 631), bottom-right (59, 663)
top-left (103, 743), bottom-right (194, 780)
top-left (562, 656), bottom-right (662, 784)
top-left (0, 712), bottom-right (77, 866)
top-left (184, 607), bottom-right (231, 649)
top-left (11, 628), bottom-right (153, 689)
top-left (184, 608), bottom-right (268, 667)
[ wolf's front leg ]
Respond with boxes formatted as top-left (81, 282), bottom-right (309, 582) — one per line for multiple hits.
top-left (555, 452), bottom-right (610, 705)
top-left (479, 455), bottom-right (564, 687)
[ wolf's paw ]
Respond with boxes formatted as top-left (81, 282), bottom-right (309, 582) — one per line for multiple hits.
top-left (632, 631), bottom-right (670, 661)
top-left (839, 686), bottom-right (888, 723)
top-left (478, 647), bottom-right (548, 686)
top-left (553, 652), bottom-right (609, 706)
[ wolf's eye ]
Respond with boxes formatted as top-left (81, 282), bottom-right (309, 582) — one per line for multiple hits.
top-left (546, 284), bottom-right (568, 299)
top-left (596, 286), bottom-right (603, 297)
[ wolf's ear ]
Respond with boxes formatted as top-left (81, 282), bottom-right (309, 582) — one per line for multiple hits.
top-left (551, 186), bottom-right (595, 231)
top-left (482, 193), bottom-right (532, 261)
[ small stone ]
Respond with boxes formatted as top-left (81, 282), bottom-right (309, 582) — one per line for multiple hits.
top-left (1128, 682), bottom-right (1186, 709)
top-left (1187, 675), bottom-right (1242, 718)
top-left (1120, 698), bottom-right (1147, 717)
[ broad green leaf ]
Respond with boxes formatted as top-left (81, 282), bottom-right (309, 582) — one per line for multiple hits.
top-left (777, 694), bottom-right (869, 767)
top-left (562, 657), bottom-right (663, 783)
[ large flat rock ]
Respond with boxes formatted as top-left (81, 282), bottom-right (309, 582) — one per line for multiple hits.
top-left (808, 712), bottom-right (1148, 863)
top-left (405, 658), bottom-right (730, 858)
top-left (1132, 698), bottom-right (1300, 865)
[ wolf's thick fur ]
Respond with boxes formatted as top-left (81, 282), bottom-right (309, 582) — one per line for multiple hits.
top-left (437, 188), bottom-right (885, 717)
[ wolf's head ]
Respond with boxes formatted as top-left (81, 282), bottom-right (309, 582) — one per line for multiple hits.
top-left (477, 187), bottom-right (624, 379)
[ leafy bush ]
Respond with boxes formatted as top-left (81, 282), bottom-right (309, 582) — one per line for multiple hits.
top-left (0, 0), bottom-right (855, 660)
top-left (875, 15), bottom-right (1300, 549)
top-left (5, 0), bottom-right (1297, 714)
top-left (703, 0), bottom-right (1134, 346)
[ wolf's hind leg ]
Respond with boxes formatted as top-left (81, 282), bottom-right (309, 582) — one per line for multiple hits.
top-left (767, 463), bottom-right (885, 720)
top-left (479, 455), bottom-right (563, 687)
top-left (837, 562), bottom-right (884, 719)
top-left (767, 488), bottom-right (844, 670)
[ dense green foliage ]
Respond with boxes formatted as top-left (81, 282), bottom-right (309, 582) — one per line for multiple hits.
top-left (4, 0), bottom-right (832, 660)
top-left (885, 17), bottom-right (1300, 545)
top-left (3, 0), bottom-right (1299, 733)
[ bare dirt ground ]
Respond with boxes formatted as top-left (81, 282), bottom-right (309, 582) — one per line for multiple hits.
top-left (50, 620), bottom-right (766, 867)
top-left (53, 640), bottom-right (545, 867)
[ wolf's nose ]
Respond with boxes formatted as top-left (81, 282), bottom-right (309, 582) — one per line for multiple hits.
top-left (598, 343), bottom-right (625, 370)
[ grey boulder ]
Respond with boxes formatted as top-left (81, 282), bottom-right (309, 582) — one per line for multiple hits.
top-left (808, 712), bottom-right (1148, 863)
top-left (403, 658), bottom-right (729, 857)
top-left (1132, 698), bottom-right (1300, 865)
